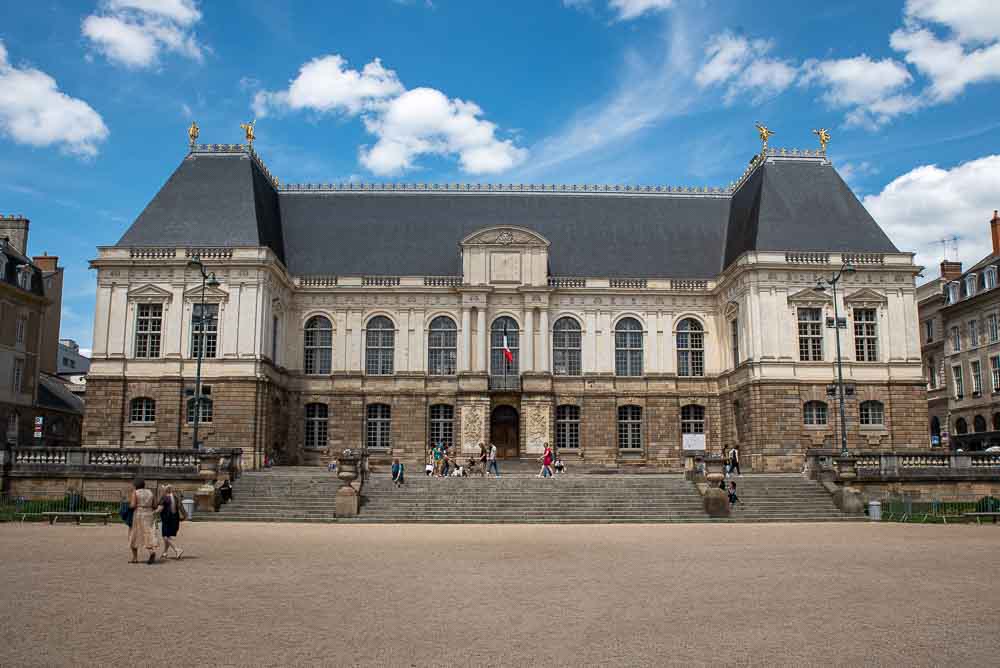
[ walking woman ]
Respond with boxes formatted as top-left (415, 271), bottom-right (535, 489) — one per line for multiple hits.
top-left (128, 478), bottom-right (159, 565)
top-left (159, 485), bottom-right (185, 560)
top-left (729, 447), bottom-right (741, 476)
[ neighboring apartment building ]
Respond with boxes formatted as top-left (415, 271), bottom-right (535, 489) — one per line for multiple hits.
top-left (918, 212), bottom-right (1000, 451)
top-left (57, 339), bottom-right (90, 400)
top-left (86, 141), bottom-right (926, 471)
top-left (0, 215), bottom-right (83, 447)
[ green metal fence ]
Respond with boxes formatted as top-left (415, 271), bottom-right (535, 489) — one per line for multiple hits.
top-left (879, 496), bottom-right (1000, 523)
top-left (0, 491), bottom-right (125, 523)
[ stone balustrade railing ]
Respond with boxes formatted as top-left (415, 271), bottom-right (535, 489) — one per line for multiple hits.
top-left (2, 447), bottom-right (242, 481)
top-left (805, 449), bottom-right (1000, 482)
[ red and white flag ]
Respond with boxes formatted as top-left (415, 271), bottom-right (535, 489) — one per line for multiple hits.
top-left (502, 326), bottom-right (514, 364)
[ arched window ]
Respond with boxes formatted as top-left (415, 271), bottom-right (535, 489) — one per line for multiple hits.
top-left (304, 316), bottom-right (333, 375)
top-left (366, 403), bottom-right (391, 449)
top-left (552, 317), bottom-right (582, 376)
top-left (681, 404), bottom-right (705, 434)
top-left (676, 318), bottom-right (704, 377)
top-left (490, 316), bottom-right (519, 376)
top-left (365, 316), bottom-right (395, 376)
top-left (556, 405), bottom-right (580, 449)
top-left (614, 318), bottom-right (643, 377)
top-left (955, 417), bottom-right (968, 435)
top-left (803, 401), bottom-right (828, 426)
top-left (974, 415), bottom-right (987, 432)
top-left (129, 397), bottom-right (156, 423)
top-left (427, 316), bottom-right (457, 376)
top-left (186, 390), bottom-right (213, 425)
top-left (429, 404), bottom-right (454, 449)
top-left (859, 400), bottom-right (883, 426)
top-left (304, 403), bottom-right (328, 449)
top-left (617, 405), bottom-right (642, 450)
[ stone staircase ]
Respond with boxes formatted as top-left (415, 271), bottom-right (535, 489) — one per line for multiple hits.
top-left (196, 468), bottom-right (862, 524)
top-left (716, 474), bottom-right (864, 523)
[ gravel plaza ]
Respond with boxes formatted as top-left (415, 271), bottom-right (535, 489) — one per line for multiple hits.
top-left (1, 521), bottom-right (998, 667)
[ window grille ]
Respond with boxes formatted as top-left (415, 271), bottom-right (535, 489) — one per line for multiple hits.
top-left (797, 308), bottom-right (823, 361)
top-left (552, 317), bottom-right (582, 376)
top-left (803, 400), bottom-right (828, 426)
top-left (429, 404), bottom-right (454, 449)
top-left (853, 308), bottom-right (878, 362)
top-left (680, 404), bottom-right (705, 433)
top-left (134, 303), bottom-right (163, 358)
top-left (130, 398), bottom-right (156, 423)
top-left (859, 400), bottom-right (884, 426)
top-left (187, 388), bottom-right (213, 424)
top-left (991, 356), bottom-right (1000, 392)
top-left (490, 316), bottom-right (519, 376)
top-left (677, 318), bottom-right (704, 376)
top-left (304, 316), bottom-right (333, 375)
top-left (427, 316), bottom-right (457, 375)
top-left (366, 403), bottom-right (391, 449)
top-left (305, 403), bottom-right (329, 449)
top-left (191, 303), bottom-right (219, 359)
top-left (971, 360), bottom-right (983, 395)
top-left (616, 318), bottom-right (644, 376)
top-left (617, 405), bottom-right (642, 449)
top-left (365, 317), bottom-right (395, 375)
top-left (953, 365), bottom-right (964, 399)
top-left (556, 405), bottom-right (580, 449)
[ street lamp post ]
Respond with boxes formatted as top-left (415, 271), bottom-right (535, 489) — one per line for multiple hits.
top-left (187, 258), bottom-right (219, 450)
top-left (817, 262), bottom-right (856, 458)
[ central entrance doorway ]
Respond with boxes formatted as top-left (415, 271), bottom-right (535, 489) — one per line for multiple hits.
top-left (490, 405), bottom-right (519, 459)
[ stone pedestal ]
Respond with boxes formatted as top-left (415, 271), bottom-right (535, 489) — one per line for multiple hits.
top-left (704, 487), bottom-right (731, 518)
top-left (335, 486), bottom-right (359, 517)
top-left (195, 486), bottom-right (215, 512)
top-left (833, 486), bottom-right (865, 514)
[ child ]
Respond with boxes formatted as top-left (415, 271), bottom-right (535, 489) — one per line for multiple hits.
top-left (728, 481), bottom-right (742, 508)
top-left (554, 458), bottom-right (565, 474)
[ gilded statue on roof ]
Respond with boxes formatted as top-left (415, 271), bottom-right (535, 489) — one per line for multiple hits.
top-left (240, 120), bottom-right (256, 145)
top-left (187, 121), bottom-right (199, 147)
top-left (813, 128), bottom-right (831, 152)
top-left (755, 122), bottom-right (774, 152)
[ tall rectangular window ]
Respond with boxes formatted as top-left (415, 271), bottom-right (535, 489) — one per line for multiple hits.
top-left (853, 308), bottom-right (878, 362)
top-left (953, 365), bottom-right (964, 399)
top-left (134, 303), bottom-right (163, 358)
top-left (951, 326), bottom-right (961, 352)
top-left (927, 356), bottom-right (938, 389)
top-left (988, 313), bottom-right (999, 343)
top-left (991, 355), bottom-right (1000, 392)
top-left (12, 358), bottom-right (24, 393)
top-left (798, 308), bottom-right (823, 361)
top-left (730, 318), bottom-right (740, 366)
top-left (971, 360), bottom-right (983, 395)
top-left (924, 319), bottom-right (934, 343)
top-left (191, 303), bottom-right (219, 359)
top-left (15, 315), bottom-right (26, 345)
top-left (556, 405), bottom-right (580, 450)
top-left (617, 405), bottom-right (642, 450)
top-left (968, 320), bottom-right (979, 348)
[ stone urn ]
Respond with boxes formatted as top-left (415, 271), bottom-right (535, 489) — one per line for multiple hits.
top-left (704, 455), bottom-right (726, 484)
top-left (335, 450), bottom-right (362, 517)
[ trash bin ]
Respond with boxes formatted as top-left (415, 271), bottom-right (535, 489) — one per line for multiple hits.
top-left (182, 498), bottom-right (195, 520)
top-left (868, 500), bottom-right (881, 521)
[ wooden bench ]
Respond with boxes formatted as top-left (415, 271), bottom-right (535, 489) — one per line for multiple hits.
top-left (42, 511), bottom-right (112, 526)
top-left (963, 512), bottom-right (1000, 525)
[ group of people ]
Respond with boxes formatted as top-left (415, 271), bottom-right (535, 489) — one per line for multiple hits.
top-left (414, 441), bottom-right (567, 480)
top-left (122, 478), bottom-right (187, 564)
top-left (536, 442), bottom-right (565, 478)
top-left (721, 446), bottom-right (743, 509)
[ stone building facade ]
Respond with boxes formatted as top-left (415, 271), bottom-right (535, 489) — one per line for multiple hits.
top-left (917, 213), bottom-right (1000, 451)
top-left (85, 143), bottom-right (927, 472)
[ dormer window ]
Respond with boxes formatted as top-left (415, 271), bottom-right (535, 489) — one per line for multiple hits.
top-left (965, 274), bottom-right (977, 297)
top-left (947, 282), bottom-right (960, 304)
top-left (986, 267), bottom-right (997, 290)
top-left (16, 265), bottom-right (31, 290)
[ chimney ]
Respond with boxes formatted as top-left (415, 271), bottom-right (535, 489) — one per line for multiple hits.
top-left (940, 260), bottom-right (963, 281)
top-left (32, 253), bottom-right (59, 273)
top-left (0, 214), bottom-right (29, 255)
top-left (992, 209), bottom-right (1000, 256)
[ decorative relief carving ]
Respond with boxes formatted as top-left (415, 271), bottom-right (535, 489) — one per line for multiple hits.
top-left (461, 405), bottom-right (486, 453)
top-left (524, 403), bottom-right (550, 454)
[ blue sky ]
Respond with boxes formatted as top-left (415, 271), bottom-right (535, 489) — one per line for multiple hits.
top-left (2, 0), bottom-right (1000, 352)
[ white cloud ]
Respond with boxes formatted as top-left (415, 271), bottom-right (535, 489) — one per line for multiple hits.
top-left (252, 54), bottom-right (524, 176)
top-left (863, 155), bottom-right (1000, 276)
top-left (0, 41), bottom-right (109, 157)
top-left (902, 0), bottom-right (1000, 44)
top-left (563, 0), bottom-right (673, 21)
top-left (695, 33), bottom-right (797, 104)
top-left (800, 55), bottom-right (916, 129)
top-left (253, 55), bottom-right (403, 118)
top-left (82, 0), bottom-right (204, 69)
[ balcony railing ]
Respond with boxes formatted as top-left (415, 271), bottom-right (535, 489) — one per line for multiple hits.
top-left (489, 375), bottom-right (521, 392)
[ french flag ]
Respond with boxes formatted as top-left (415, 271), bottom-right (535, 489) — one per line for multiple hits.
top-left (502, 325), bottom-right (514, 364)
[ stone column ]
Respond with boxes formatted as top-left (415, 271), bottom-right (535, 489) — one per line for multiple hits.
top-left (476, 308), bottom-right (487, 372)
top-left (460, 307), bottom-right (471, 372)
top-left (538, 308), bottom-right (549, 372)
top-left (523, 308), bottom-right (534, 372)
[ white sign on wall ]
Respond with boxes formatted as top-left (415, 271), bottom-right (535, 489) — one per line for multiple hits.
top-left (682, 433), bottom-right (705, 451)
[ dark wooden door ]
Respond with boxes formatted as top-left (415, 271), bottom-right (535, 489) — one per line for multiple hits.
top-left (491, 405), bottom-right (519, 459)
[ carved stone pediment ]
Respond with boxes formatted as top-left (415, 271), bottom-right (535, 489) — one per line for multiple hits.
top-left (843, 288), bottom-right (887, 307)
top-left (786, 287), bottom-right (831, 307)
top-left (460, 226), bottom-right (550, 248)
top-left (182, 284), bottom-right (230, 303)
top-left (127, 284), bottom-right (173, 303)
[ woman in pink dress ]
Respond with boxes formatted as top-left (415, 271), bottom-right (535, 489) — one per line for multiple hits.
top-left (128, 478), bottom-right (160, 564)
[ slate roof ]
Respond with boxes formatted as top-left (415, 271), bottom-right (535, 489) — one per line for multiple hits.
top-left (0, 240), bottom-right (45, 297)
top-left (114, 150), bottom-right (899, 278)
top-left (37, 374), bottom-right (85, 415)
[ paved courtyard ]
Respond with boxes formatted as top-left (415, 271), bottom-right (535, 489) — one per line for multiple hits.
top-left (1, 522), bottom-right (998, 667)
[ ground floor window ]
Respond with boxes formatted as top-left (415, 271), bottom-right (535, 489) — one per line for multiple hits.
top-left (803, 401), bottom-right (828, 426)
top-left (186, 393), bottom-right (213, 424)
top-left (367, 403), bottom-right (391, 449)
top-left (556, 405), bottom-right (580, 449)
top-left (859, 400), bottom-right (884, 426)
top-left (681, 405), bottom-right (705, 434)
top-left (429, 404), bottom-right (453, 449)
top-left (305, 403), bottom-right (328, 449)
top-left (129, 397), bottom-right (156, 423)
top-left (617, 405), bottom-right (642, 450)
